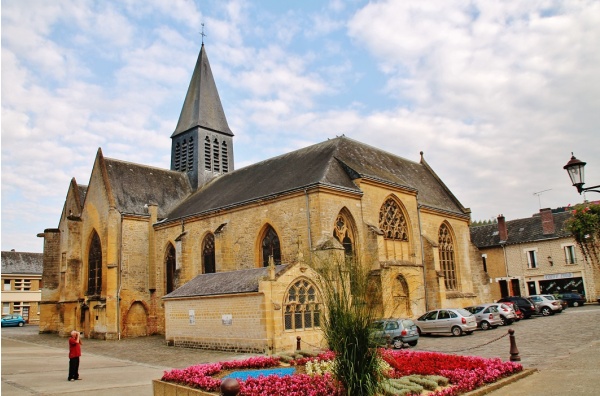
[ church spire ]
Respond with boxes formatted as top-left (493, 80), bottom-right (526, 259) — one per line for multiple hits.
top-left (172, 44), bottom-right (233, 137)
top-left (170, 44), bottom-right (235, 191)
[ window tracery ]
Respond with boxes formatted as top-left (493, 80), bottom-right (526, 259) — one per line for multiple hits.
top-left (284, 279), bottom-right (321, 331)
top-left (261, 226), bottom-right (281, 266)
top-left (439, 223), bottom-right (457, 290)
top-left (379, 198), bottom-right (408, 240)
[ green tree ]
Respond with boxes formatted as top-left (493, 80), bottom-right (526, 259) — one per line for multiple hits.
top-left (564, 203), bottom-right (600, 264)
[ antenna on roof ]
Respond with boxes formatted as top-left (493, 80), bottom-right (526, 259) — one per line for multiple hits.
top-left (200, 23), bottom-right (206, 45)
top-left (533, 189), bottom-right (552, 209)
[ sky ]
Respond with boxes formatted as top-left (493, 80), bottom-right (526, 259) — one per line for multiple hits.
top-left (2, 0), bottom-right (600, 253)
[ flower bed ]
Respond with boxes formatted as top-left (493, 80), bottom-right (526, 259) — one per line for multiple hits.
top-left (159, 349), bottom-right (522, 396)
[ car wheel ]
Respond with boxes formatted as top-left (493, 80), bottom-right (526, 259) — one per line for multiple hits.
top-left (18, 322), bottom-right (24, 327)
top-left (451, 326), bottom-right (463, 336)
top-left (480, 321), bottom-right (490, 330)
top-left (393, 339), bottom-right (404, 349)
top-left (499, 316), bottom-right (507, 326)
top-left (408, 340), bottom-right (418, 347)
top-left (573, 302), bottom-right (579, 307)
top-left (541, 307), bottom-right (552, 316)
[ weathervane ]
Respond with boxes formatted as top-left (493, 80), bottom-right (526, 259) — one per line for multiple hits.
top-left (201, 23), bottom-right (206, 45)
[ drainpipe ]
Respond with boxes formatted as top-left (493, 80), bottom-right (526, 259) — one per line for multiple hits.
top-left (416, 194), bottom-right (428, 311)
top-left (117, 214), bottom-right (123, 340)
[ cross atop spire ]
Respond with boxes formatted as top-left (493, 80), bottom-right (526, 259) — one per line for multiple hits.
top-left (200, 23), bottom-right (206, 45)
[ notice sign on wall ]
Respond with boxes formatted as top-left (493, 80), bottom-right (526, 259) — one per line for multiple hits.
top-left (189, 310), bottom-right (195, 325)
top-left (222, 314), bottom-right (232, 326)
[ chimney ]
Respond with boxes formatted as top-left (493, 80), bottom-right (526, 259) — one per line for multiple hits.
top-left (540, 208), bottom-right (555, 235)
top-left (497, 214), bottom-right (508, 241)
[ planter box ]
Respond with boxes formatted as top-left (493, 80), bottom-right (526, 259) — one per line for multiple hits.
top-left (153, 379), bottom-right (217, 396)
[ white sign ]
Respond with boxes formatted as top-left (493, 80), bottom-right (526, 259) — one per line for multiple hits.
top-left (189, 309), bottom-right (195, 325)
top-left (543, 273), bottom-right (573, 280)
top-left (222, 314), bottom-right (232, 326)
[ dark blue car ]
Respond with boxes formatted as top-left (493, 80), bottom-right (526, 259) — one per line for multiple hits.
top-left (1, 314), bottom-right (26, 327)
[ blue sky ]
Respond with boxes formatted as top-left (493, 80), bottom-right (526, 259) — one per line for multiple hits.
top-left (2, 0), bottom-right (600, 252)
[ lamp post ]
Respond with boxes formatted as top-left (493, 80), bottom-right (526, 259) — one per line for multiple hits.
top-left (563, 153), bottom-right (600, 194)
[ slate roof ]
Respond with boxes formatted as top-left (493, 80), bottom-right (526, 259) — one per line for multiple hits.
top-left (103, 157), bottom-right (192, 219)
top-left (470, 211), bottom-right (573, 248)
top-left (172, 44), bottom-right (233, 137)
top-left (166, 136), bottom-right (467, 222)
top-left (1, 251), bottom-right (43, 275)
top-left (163, 265), bottom-right (291, 299)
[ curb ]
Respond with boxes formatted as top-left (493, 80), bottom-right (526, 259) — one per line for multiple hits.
top-left (463, 368), bottom-right (538, 396)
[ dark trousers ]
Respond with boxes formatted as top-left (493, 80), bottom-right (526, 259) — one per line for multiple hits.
top-left (68, 357), bottom-right (80, 380)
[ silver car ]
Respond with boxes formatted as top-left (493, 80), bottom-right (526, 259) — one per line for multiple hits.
top-left (529, 294), bottom-right (563, 316)
top-left (371, 318), bottom-right (419, 348)
top-left (486, 303), bottom-right (518, 326)
top-left (464, 304), bottom-right (503, 330)
top-left (415, 308), bottom-right (477, 336)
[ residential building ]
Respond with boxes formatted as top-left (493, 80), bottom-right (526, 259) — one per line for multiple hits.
top-left (1, 250), bottom-right (43, 323)
top-left (470, 208), bottom-right (600, 302)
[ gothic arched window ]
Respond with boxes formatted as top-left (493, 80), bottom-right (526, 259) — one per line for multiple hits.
top-left (261, 225), bottom-right (281, 267)
top-left (202, 233), bottom-right (216, 274)
top-left (439, 223), bottom-right (457, 290)
top-left (165, 244), bottom-right (176, 294)
top-left (284, 279), bottom-right (321, 331)
top-left (379, 198), bottom-right (409, 241)
top-left (333, 211), bottom-right (355, 257)
top-left (87, 231), bottom-right (102, 296)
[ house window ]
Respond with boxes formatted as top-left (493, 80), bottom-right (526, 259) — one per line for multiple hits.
top-left (284, 279), bottom-right (321, 331)
top-left (439, 223), bottom-right (457, 290)
top-left (564, 245), bottom-right (577, 265)
top-left (15, 279), bottom-right (31, 291)
top-left (202, 233), bottom-right (216, 274)
top-left (87, 232), bottom-right (102, 296)
top-left (13, 302), bottom-right (22, 315)
top-left (4, 279), bottom-right (10, 291)
top-left (261, 226), bottom-right (281, 267)
top-left (187, 137), bottom-right (194, 171)
top-left (2, 302), bottom-right (9, 315)
top-left (526, 250), bottom-right (538, 269)
top-left (482, 254), bottom-right (488, 273)
top-left (379, 198), bottom-right (408, 240)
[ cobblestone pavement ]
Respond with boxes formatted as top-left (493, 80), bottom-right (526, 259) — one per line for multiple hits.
top-left (412, 303), bottom-right (600, 370)
top-left (3, 303), bottom-right (599, 371)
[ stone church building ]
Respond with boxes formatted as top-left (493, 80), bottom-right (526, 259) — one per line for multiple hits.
top-left (39, 44), bottom-right (491, 353)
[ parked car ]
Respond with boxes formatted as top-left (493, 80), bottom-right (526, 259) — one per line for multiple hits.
top-left (415, 308), bottom-right (477, 336)
top-left (528, 294), bottom-right (563, 316)
top-left (556, 292), bottom-right (586, 307)
top-left (1, 314), bottom-right (26, 327)
top-left (502, 301), bottom-right (524, 321)
top-left (464, 304), bottom-right (503, 330)
top-left (371, 318), bottom-right (419, 348)
top-left (497, 296), bottom-right (537, 319)
top-left (485, 303), bottom-right (517, 326)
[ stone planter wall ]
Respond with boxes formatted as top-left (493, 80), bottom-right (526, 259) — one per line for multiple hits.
top-left (153, 379), bottom-right (217, 396)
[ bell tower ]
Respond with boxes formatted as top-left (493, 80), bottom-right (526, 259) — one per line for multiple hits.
top-left (171, 44), bottom-right (234, 190)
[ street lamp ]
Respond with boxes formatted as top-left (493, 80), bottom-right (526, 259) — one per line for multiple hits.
top-left (563, 153), bottom-right (600, 194)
